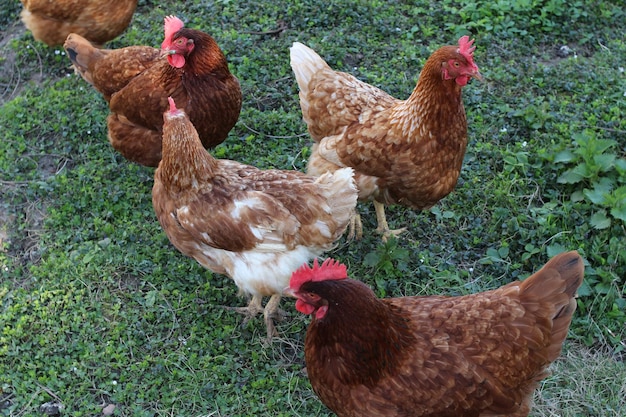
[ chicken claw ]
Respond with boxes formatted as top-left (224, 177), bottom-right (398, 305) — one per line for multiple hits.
top-left (224, 294), bottom-right (285, 340)
top-left (374, 201), bottom-right (407, 242)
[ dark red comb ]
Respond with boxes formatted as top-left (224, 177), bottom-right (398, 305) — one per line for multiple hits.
top-left (458, 36), bottom-right (477, 63)
top-left (289, 258), bottom-right (348, 290)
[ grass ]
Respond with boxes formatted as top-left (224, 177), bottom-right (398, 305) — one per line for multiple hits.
top-left (1, 0), bottom-right (625, 415)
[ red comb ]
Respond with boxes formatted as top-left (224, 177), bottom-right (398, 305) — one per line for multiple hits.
top-left (289, 258), bottom-right (348, 290)
top-left (458, 36), bottom-right (476, 63)
top-left (163, 15), bottom-right (184, 44)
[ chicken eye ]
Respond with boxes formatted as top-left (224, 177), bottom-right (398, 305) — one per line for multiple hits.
top-left (306, 292), bottom-right (321, 302)
top-left (454, 61), bottom-right (460, 68)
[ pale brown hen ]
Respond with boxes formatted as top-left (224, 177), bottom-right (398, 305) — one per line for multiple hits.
top-left (290, 37), bottom-right (481, 239)
top-left (63, 15), bottom-right (241, 166)
top-left (20, 0), bottom-right (137, 46)
top-left (287, 251), bottom-right (584, 417)
top-left (152, 98), bottom-right (357, 339)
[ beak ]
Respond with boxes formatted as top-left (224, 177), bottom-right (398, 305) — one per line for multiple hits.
top-left (283, 287), bottom-right (297, 298)
top-left (471, 68), bottom-right (483, 82)
top-left (160, 49), bottom-right (176, 58)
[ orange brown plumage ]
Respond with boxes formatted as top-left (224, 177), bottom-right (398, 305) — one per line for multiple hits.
top-left (287, 251), bottom-right (584, 416)
top-left (63, 15), bottom-right (241, 167)
top-left (152, 97), bottom-right (357, 339)
top-left (20, 0), bottom-right (137, 46)
top-left (290, 37), bottom-right (481, 239)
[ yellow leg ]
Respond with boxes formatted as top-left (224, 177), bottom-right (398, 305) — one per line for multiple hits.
top-left (373, 201), bottom-right (406, 242)
top-left (346, 211), bottom-right (363, 241)
top-left (263, 294), bottom-right (284, 340)
top-left (224, 294), bottom-right (264, 325)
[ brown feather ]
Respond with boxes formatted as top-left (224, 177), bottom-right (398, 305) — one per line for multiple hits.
top-left (63, 23), bottom-right (241, 167)
top-left (290, 40), bottom-right (480, 237)
top-left (296, 251), bottom-right (584, 417)
top-left (152, 102), bottom-right (357, 337)
top-left (20, 0), bottom-right (137, 46)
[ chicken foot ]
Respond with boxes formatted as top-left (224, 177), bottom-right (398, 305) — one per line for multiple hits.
top-left (224, 294), bottom-right (264, 323)
top-left (346, 212), bottom-right (364, 241)
top-left (262, 294), bottom-right (285, 340)
top-left (225, 294), bottom-right (285, 340)
top-left (373, 201), bottom-right (406, 242)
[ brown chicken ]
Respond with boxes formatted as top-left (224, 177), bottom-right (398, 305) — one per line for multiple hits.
top-left (286, 251), bottom-right (584, 417)
top-left (20, 0), bottom-right (137, 47)
top-left (290, 37), bottom-right (481, 239)
top-left (63, 15), bottom-right (242, 167)
top-left (152, 97), bottom-right (357, 339)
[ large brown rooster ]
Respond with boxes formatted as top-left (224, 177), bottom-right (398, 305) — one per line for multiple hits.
top-left (63, 15), bottom-right (241, 167)
top-left (152, 97), bottom-right (357, 340)
top-left (290, 37), bottom-right (481, 240)
top-left (20, 0), bottom-right (137, 47)
top-left (287, 251), bottom-right (584, 417)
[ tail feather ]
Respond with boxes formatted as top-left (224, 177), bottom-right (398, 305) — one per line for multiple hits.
top-left (289, 42), bottom-right (330, 95)
top-left (520, 251), bottom-right (584, 360)
top-left (314, 167), bottom-right (358, 238)
top-left (63, 33), bottom-right (106, 85)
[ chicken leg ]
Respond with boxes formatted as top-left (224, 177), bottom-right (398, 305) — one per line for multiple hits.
top-left (346, 212), bottom-right (364, 241)
top-left (263, 294), bottom-right (285, 340)
top-left (373, 201), bottom-right (406, 242)
top-left (226, 294), bottom-right (264, 324)
top-left (226, 294), bottom-right (284, 340)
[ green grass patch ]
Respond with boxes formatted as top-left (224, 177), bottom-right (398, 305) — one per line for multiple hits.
top-left (1, 0), bottom-right (625, 415)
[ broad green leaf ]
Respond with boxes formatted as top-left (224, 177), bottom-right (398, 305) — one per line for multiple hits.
top-left (593, 138), bottom-right (618, 154)
top-left (583, 179), bottom-right (613, 204)
top-left (546, 244), bottom-right (568, 258)
top-left (589, 210), bottom-right (611, 229)
top-left (614, 158), bottom-right (626, 176)
top-left (558, 164), bottom-right (588, 183)
top-left (583, 188), bottom-right (606, 204)
top-left (610, 203), bottom-right (626, 222)
top-left (576, 280), bottom-right (593, 297)
top-left (571, 190), bottom-right (585, 202)
top-left (554, 149), bottom-right (576, 163)
top-left (594, 153), bottom-right (617, 172)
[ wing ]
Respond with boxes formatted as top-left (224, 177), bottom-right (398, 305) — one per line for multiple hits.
top-left (87, 46), bottom-right (162, 101)
top-left (108, 60), bottom-right (183, 131)
top-left (303, 68), bottom-right (398, 141)
top-left (366, 289), bottom-right (547, 415)
top-left (174, 189), bottom-right (300, 253)
top-left (157, 162), bottom-right (348, 254)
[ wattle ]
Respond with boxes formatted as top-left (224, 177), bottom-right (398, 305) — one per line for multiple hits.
top-left (168, 54), bottom-right (186, 69)
top-left (456, 75), bottom-right (469, 86)
top-left (296, 299), bottom-right (315, 315)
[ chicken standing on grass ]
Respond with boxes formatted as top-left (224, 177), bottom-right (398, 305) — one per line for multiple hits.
top-left (287, 251), bottom-right (584, 417)
top-left (152, 97), bottom-right (358, 340)
top-left (20, 0), bottom-right (137, 47)
top-left (63, 15), bottom-right (241, 167)
top-left (290, 37), bottom-right (481, 240)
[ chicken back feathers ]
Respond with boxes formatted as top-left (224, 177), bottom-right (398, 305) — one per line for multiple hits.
top-left (290, 38), bottom-right (481, 236)
top-left (63, 16), bottom-right (241, 167)
top-left (288, 251), bottom-right (584, 417)
top-left (20, 0), bottom-right (137, 46)
top-left (152, 98), bottom-right (357, 337)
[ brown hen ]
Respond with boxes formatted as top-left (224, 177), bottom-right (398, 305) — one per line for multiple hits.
top-left (20, 0), bottom-right (137, 46)
top-left (63, 15), bottom-right (241, 167)
top-left (287, 251), bottom-right (584, 417)
top-left (152, 98), bottom-right (357, 340)
top-left (290, 37), bottom-right (481, 240)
